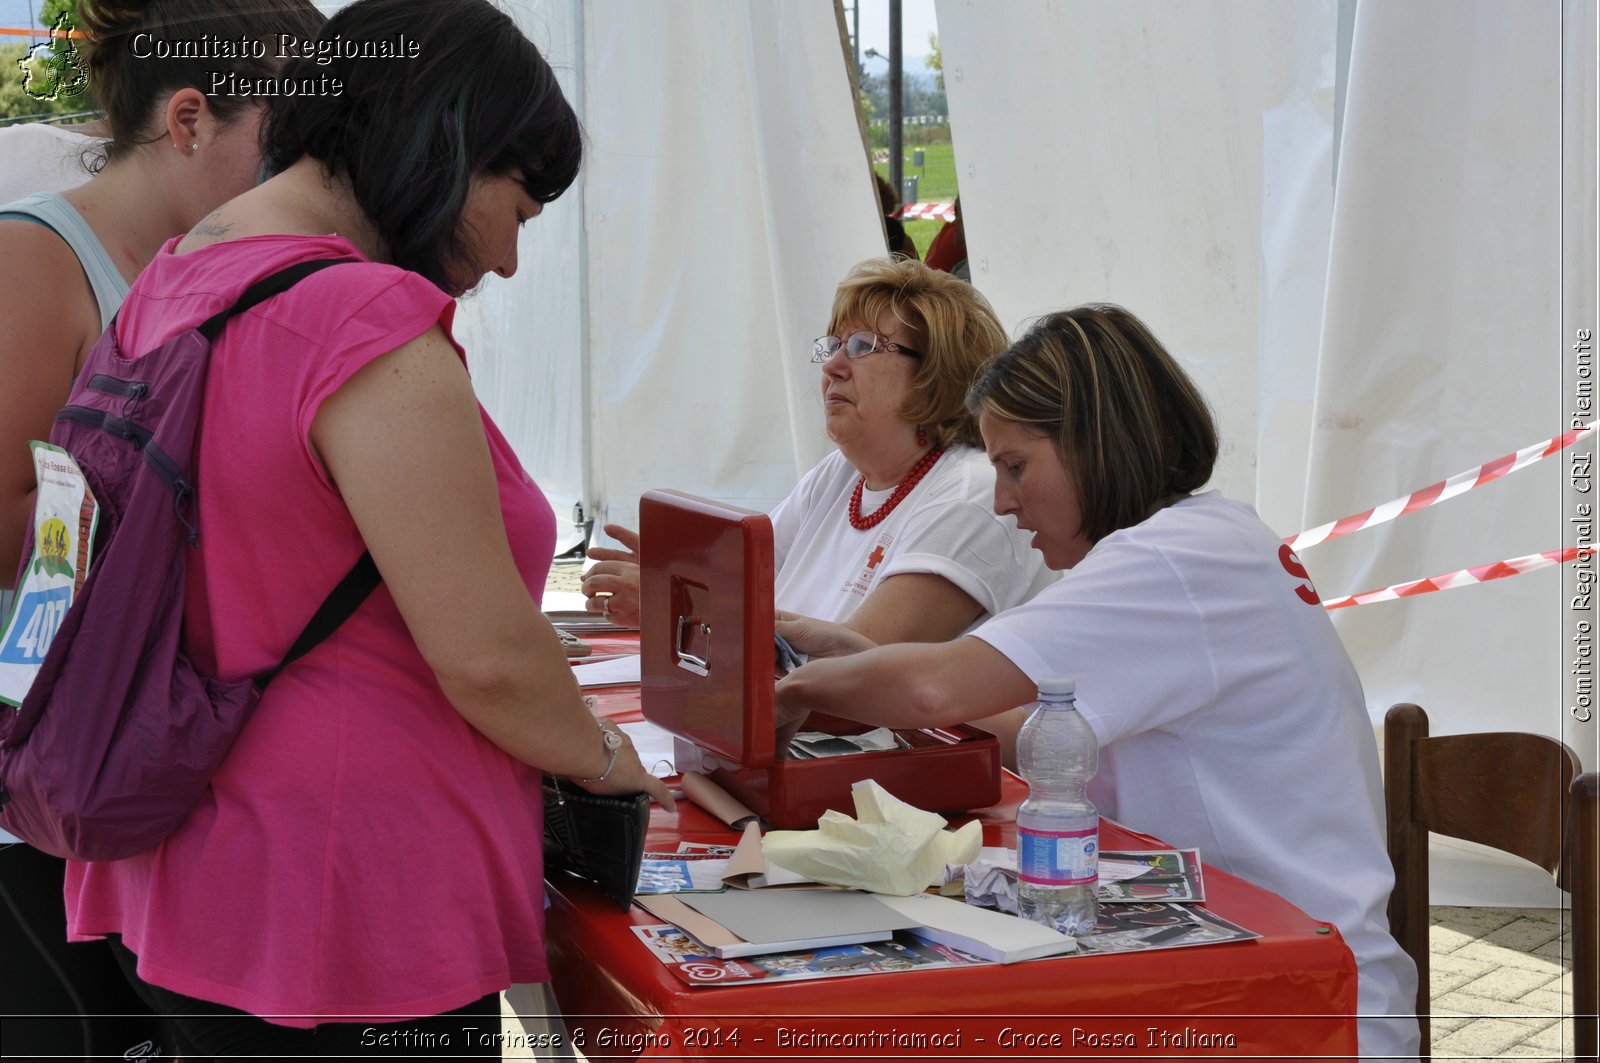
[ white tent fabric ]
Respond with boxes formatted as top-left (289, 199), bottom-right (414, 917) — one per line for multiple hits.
top-left (449, 1), bottom-right (588, 552)
top-left (455, 0), bottom-right (1594, 904)
top-left (456, 0), bottom-right (885, 554)
top-left (1301, 1), bottom-right (1583, 904)
top-left (935, 0), bottom-right (1594, 903)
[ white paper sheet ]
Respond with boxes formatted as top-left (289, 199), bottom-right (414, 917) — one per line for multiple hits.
top-left (570, 654), bottom-right (641, 689)
top-left (619, 719), bottom-right (678, 777)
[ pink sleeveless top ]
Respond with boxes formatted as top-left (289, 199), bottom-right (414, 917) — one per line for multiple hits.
top-left (65, 234), bottom-right (556, 1025)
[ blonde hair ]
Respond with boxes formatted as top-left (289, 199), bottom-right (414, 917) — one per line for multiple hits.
top-left (828, 258), bottom-right (1008, 448)
top-left (966, 304), bottom-right (1218, 542)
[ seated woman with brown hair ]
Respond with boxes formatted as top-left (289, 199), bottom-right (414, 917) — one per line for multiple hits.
top-left (582, 257), bottom-right (1052, 693)
top-left (774, 303), bottom-right (1419, 1062)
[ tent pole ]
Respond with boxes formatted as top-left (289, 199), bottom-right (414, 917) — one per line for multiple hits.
top-left (889, 0), bottom-right (903, 206)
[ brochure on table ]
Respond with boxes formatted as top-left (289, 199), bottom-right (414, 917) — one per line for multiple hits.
top-left (635, 890), bottom-right (918, 960)
top-left (632, 896), bottom-right (1258, 985)
top-left (632, 925), bottom-right (984, 987)
top-left (637, 822), bottom-right (818, 895)
top-left (961, 847), bottom-right (1206, 910)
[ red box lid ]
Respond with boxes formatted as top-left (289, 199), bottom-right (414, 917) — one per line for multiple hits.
top-left (639, 490), bottom-right (778, 769)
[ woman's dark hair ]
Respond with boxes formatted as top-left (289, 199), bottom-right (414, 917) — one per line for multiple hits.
top-left (79, 0), bottom-right (325, 166)
top-left (966, 304), bottom-right (1219, 542)
top-left (260, 0), bottom-right (583, 292)
top-left (872, 171), bottom-right (897, 216)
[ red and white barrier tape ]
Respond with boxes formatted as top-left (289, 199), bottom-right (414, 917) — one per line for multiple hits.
top-left (1290, 422), bottom-right (1597, 609)
top-left (0, 25), bottom-right (85, 38)
top-left (1320, 547), bottom-right (1592, 611)
top-left (1286, 421), bottom-right (1596, 552)
top-left (893, 201), bottom-right (956, 222)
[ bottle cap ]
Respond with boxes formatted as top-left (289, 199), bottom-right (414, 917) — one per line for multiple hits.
top-left (1037, 676), bottom-right (1075, 697)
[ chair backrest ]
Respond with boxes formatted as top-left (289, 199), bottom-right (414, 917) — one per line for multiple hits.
top-left (1384, 703), bottom-right (1598, 1061)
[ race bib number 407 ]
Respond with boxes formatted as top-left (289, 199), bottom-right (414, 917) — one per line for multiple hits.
top-left (0, 442), bottom-right (98, 707)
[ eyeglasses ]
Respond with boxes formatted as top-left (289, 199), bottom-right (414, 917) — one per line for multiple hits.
top-left (810, 330), bottom-right (924, 363)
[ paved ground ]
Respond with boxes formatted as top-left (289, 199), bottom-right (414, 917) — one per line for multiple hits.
top-left (1429, 906), bottom-right (1577, 1059)
top-left (544, 557), bottom-right (587, 597)
top-left (530, 560), bottom-right (1580, 1060)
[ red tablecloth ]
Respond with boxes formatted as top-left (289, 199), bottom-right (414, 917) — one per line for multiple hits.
top-left (546, 676), bottom-right (1359, 1061)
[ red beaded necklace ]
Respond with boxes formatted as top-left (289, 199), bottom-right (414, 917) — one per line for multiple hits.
top-left (848, 447), bottom-right (944, 530)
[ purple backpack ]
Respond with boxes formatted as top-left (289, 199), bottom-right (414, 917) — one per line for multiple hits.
top-left (0, 258), bottom-right (379, 861)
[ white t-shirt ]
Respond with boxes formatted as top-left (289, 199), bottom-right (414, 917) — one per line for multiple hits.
top-left (0, 123), bottom-right (97, 204)
top-left (770, 447), bottom-right (1053, 627)
top-left (972, 491), bottom-right (1418, 1062)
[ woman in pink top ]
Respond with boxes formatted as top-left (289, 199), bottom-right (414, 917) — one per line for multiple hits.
top-left (64, 0), bottom-right (673, 1057)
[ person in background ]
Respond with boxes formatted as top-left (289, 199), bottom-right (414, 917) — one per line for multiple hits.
top-left (0, 120), bottom-right (107, 203)
top-left (772, 304), bottom-right (1420, 1061)
top-left (1, 0), bottom-right (326, 583)
top-left (0, 3), bottom-right (326, 1059)
top-left (63, 1), bottom-right (671, 1057)
top-left (873, 170), bottom-right (919, 260)
top-left (923, 194), bottom-right (967, 279)
top-left (582, 257), bottom-right (1052, 745)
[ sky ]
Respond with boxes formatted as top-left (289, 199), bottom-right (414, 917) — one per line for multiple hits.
top-left (0, 0), bottom-right (41, 35)
top-left (850, 0), bottom-right (939, 69)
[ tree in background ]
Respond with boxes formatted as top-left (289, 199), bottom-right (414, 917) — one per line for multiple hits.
top-left (860, 39), bottom-right (948, 153)
top-left (1, 0), bottom-right (89, 122)
top-left (40, 0), bottom-right (81, 30)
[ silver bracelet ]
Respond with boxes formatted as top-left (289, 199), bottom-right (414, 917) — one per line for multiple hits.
top-left (577, 722), bottom-right (624, 783)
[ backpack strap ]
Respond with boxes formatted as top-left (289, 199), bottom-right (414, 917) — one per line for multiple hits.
top-left (191, 255), bottom-right (375, 690)
top-left (197, 257), bottom-right (357, 341)
top-left (254, 550), bottom-right (382, 689)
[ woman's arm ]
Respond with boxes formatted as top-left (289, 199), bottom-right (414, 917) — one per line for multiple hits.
top-left (311, 326), bottom-right (671, 807)
top-left (583, 547), bottom-right (983, 644)
top-left (771, 572), bottom-right (983, 660)
top-left (775, 635), bottom-right (1037, 764)
top-left (844, 572), bottom-right (983, 643)
top-left (0, 222), bottom-right (98, 588)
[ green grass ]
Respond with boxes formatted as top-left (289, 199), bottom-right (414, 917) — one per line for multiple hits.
top-left (875, 141), bottom-right (959, 203)
top-left (875, 141), bottom-right (958, 259)
top-left (903, 218), bottom-right (943, 260)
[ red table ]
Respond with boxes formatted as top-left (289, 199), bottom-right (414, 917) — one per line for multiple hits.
top-left (550, 655), bottom-right (1358, 1061)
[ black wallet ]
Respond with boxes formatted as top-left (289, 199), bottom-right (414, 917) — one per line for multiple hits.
top-left (542, 776), bottom-right (650, 909)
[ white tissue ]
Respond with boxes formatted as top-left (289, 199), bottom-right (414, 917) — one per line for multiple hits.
top-left (761, 779), bottom-right (982, 896)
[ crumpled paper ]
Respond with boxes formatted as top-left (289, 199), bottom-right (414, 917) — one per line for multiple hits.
top-left (761, 779), bottom-right (982, 896)
top-left (954, 846), bottom-right (1022, 914)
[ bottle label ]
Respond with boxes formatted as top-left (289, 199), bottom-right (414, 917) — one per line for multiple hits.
top-left (1017, 825), bottom-right (1098, 886)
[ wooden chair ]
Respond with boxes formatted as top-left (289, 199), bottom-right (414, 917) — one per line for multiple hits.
top-left (1384, 703), bottom-right (1599, 1061)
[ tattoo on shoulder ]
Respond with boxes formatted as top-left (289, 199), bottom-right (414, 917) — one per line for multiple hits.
top-left (190, 214), bottom-right (233, 238)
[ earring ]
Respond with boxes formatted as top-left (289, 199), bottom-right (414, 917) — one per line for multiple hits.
top-left (916, 425), bottom-right (928, 447)
top-left (190, 143), bottom-right (200, 152)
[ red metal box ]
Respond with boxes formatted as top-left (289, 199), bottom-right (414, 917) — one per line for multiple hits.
top-left (638, 489), bottom-right (1001, 829)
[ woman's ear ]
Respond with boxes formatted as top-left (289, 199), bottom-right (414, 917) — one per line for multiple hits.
top-left (161, 87), bottom-right (209, 155)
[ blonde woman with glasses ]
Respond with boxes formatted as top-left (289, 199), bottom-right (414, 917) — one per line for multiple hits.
top-left (583, 258), bottom-right (1052, 738)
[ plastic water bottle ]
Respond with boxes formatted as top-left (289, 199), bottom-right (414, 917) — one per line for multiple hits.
top-left (1015, 676), bottom-right (1099, 936)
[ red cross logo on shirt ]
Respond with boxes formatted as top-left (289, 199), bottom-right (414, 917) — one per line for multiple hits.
top-left (866, 545), bottom-right (886, 570)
